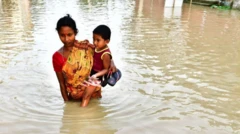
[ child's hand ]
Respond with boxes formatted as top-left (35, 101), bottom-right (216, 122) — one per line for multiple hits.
top-left (82, 75), bottom-right (101, 87)
top-left (90, 75), bottom-right (98, 80)
top-left (89, 75), bottom-right (100, 84)
top-left (84, 79), bottom-right (101, 87)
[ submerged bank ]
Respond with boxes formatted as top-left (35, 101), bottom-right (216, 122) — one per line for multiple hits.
top-left (184, 0), bottom-right (240, 10)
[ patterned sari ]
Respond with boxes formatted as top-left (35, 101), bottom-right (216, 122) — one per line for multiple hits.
top-left (62, 46), bottom-right (101, 99)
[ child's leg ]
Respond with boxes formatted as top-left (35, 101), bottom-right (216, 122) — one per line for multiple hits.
top-left (81, 85), bottom-right (96, 107)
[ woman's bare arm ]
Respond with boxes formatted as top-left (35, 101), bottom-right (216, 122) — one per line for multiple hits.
top-left (55, 72), bottom-right (69, 101)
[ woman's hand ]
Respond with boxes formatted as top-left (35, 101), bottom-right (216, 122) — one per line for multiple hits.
top-left (74, 40), bottom-right (95, 49)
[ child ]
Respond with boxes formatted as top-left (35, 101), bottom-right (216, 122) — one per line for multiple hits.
top-left (90, 25), bottom-right (112, 85)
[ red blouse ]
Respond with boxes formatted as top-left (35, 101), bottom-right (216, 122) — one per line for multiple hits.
top-left (52, 51), bottom-right (67, 72)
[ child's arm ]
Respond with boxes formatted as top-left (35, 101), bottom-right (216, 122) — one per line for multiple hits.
top-left (92, 54), bottom-right (111, 78)
top-left (109, 60), bottom-right (117, 73)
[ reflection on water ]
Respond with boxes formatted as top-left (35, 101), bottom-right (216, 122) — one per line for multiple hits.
top-left (61, 100), bottom-right (116, 134)
top-left (0, 0), bottom-right (240, 133)
top-left (0, 0), bottom-right (33, 68)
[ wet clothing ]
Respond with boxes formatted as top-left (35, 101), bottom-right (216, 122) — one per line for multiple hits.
top-left (52, 47), bottom-right (101, 99)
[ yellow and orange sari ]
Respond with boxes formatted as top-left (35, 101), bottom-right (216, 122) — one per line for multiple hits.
top-left (62, 46), bottom-right (101, 99)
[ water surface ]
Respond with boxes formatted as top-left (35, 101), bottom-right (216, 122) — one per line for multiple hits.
top-left (0, 0), bottom-right (240, 133)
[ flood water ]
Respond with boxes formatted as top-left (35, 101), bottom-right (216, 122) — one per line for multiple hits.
top-left (0, 0), bottom-right (240, 133)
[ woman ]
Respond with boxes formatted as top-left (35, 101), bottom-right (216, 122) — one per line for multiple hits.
top-left (52, 14), bottom-right (115, 107)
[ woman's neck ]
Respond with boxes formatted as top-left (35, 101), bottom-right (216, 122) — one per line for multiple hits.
top-left (63, 45), bottom-right (73, 52)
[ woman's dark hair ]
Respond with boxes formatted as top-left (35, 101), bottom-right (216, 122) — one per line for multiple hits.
top-left (93, 25), bottom-right (111, 40)
top-left (56, 14), bottom-right (78, 34)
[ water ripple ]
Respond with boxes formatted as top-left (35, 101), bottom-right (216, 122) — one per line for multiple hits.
top-left (0, 0), bottom-right (240, 133)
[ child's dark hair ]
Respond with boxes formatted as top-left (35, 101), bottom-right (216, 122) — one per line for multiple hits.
top-left (93, 25), bottom-right (111, 40)
top-left (56, 14), bottom-right (78, 34)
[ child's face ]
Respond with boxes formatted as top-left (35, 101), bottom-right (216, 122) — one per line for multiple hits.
top-left (93, 34), bottom-right (109, 50)
top-left (58, 26), bottom-right (76, 47)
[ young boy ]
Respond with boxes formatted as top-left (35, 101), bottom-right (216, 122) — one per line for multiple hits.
top-left (90, 25), bottom-right (112, 85)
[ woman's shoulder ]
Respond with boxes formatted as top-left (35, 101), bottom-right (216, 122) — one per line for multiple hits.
top-left (52, 49), bottom-right (62, 59)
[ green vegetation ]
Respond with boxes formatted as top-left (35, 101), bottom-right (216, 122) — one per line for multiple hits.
top-left (211, 5), bottom-right (231, 10)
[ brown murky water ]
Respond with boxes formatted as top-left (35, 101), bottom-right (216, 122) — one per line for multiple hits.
top-left (0, 0), bottom-right (240, 133)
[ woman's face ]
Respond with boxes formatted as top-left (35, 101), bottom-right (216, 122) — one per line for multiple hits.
top-left (58, 26), bottom-right (76, 47)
